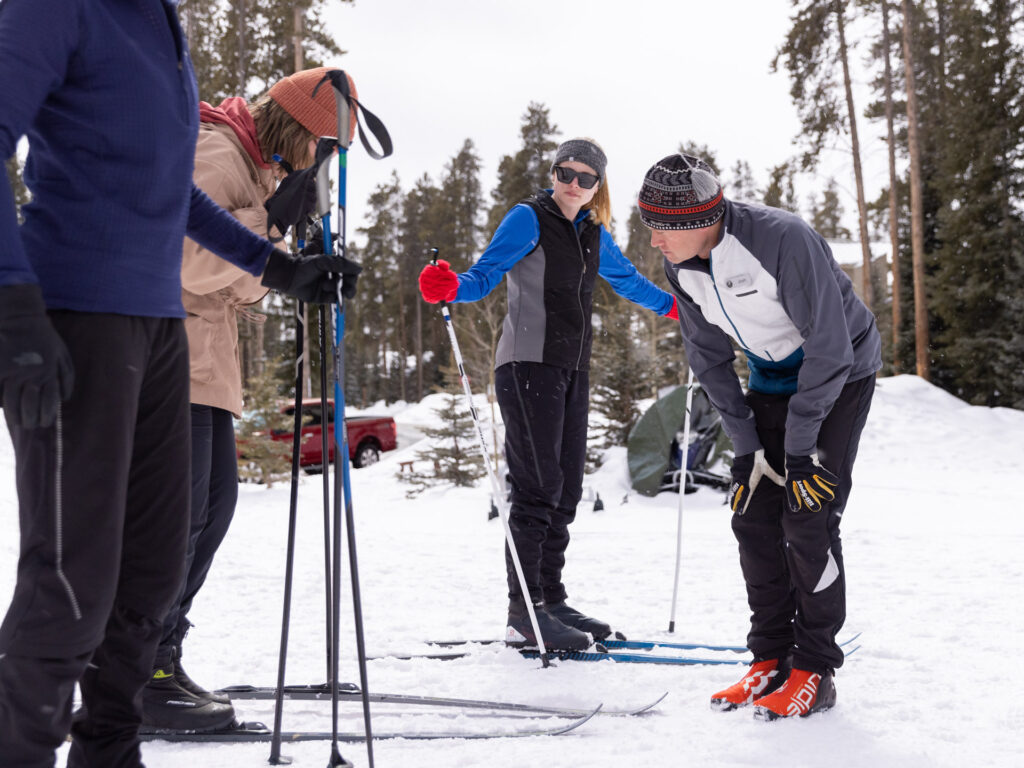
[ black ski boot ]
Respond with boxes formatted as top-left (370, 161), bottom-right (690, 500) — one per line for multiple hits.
top-left (172, 647), bottom-right (230, 704)
top-left (140, 664), bottom-right (236, 733)
top-left (545, 601), bottom-right (612, 641)
top-left (505, 601), bottom-right (590, 651)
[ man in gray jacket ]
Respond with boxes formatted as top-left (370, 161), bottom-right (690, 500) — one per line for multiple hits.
top-left (639, 153), bottom-right (880, 720)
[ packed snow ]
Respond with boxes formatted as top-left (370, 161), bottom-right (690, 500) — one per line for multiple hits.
top-left (1, 374), bottom-right (1021, 767)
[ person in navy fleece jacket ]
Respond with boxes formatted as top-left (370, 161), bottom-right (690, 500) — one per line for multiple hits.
top-left (0, 1), bottom-right (348, 764)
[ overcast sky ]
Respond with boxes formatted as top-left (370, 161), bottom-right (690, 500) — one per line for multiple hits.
top-left (322, 0), bottom-right (890, 249)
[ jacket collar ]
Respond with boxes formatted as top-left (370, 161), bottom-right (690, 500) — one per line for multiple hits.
top-left (534, 189), bottom-right (591, 225)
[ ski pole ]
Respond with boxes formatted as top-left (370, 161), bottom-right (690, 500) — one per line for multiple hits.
top-left (668, 367), bottom-right (695, 633)
top-left (429, 248), bottom-right (551, 668)
top-left (319, 304), bottom-right (334, 686)
top-left (318, 68), bottom-right (392, 768)
top-left (269, 295), bottom-right (306, 766)
top-left (311, 150), bottom-right (362, 768)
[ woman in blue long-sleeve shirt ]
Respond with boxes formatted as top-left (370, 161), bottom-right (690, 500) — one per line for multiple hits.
top-left (419, 138), bottom-right (679, 651)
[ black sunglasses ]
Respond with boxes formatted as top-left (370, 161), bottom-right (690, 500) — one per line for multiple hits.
top-left (553, 165), bottom-right (600, 189)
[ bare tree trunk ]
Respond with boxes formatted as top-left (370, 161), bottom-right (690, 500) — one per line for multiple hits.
top-left (901, 0), bottom-right (930, 380)
top-left (882, 0), bottom-right (902, 373)
top-left (293, 5), bottom-right (304, 73)
top-left (415, 296), bottom-right (423, 401)
top-left (235, 0), bottom-right (247, 95)
top-left (397, 278), bottom-right (408, 403)
top-left (835, 0), bottom-right (874, 311)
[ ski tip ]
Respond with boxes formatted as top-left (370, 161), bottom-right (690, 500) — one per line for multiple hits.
top-left (550, 703), bottom-right (602, 734)
top-left (636, 691), bottom-right (670, 713)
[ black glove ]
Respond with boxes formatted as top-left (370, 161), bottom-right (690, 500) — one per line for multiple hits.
top-left (785, 453), bottom-right (839, 513)
top-left (0, 284), bottom-right (75, 428)
top-left (265, 163), bottom-right (318, 241)
top-left (261, 248), bottom-right (362, 304)
top-left (728, 448), bottom-right (784, 515)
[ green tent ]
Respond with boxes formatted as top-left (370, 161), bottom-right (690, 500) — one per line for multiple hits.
top-left (627, 385), bottom-right (724, 496)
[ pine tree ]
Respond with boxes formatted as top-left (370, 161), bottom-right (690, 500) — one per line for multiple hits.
top-left (774, 0), bottom-right (876, 308)
top-left (179, 0), bottom-right (347, 102)
top-left (401, 394), bottom-right (486, 496)
top-left (726, 159), bottom-right (760, 204)
top-left (900, 0), bottom-right (933, 380)
top-left (178, 0), bottom-right (233, 102)
top-left (436, 139), bottom-right (484, 271)
top-left (486, 103), bottom-right (559, 234)
top-left (401, 174), bottom-right (443, 401)
top-left (763, 162), bottom-right (801, 212)
top-left (235, 359), bottom-right (293, 486)
top-left (924, 0), bottom-right (1024, 407)
top-left (861, 0), bottom-right (905, 372)
top-left (590, 285), bottom-right (644, 449)
top-left (622, 204), bottom-right (684, 396)
top-left (352, 173), bottom-right (404, 405)
top-left (810, 178), bottom-right (852, 238)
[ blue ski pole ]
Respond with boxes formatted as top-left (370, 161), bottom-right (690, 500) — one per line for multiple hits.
top-left (314, 68), bottom-right (392, 768)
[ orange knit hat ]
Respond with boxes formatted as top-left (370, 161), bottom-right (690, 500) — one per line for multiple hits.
top-left (268, 66), bottom-right (358, 142)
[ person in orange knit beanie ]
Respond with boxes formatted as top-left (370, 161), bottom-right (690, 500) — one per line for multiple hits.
top-left (140, 67), bottom-right (360, 735)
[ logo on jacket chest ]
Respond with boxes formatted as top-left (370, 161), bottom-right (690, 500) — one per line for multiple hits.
top-left (722, 272), bottom-right (758, 297)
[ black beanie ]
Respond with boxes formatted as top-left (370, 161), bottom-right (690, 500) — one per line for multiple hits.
top-left (638, 154), bottom-right (725, 230)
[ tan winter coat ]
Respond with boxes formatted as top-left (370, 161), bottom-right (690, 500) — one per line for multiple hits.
top-left (182, 122), bottom-right (274, 417)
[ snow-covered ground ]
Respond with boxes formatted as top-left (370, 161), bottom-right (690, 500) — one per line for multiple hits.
top-left (1, 375), bottom-right (1022, 767)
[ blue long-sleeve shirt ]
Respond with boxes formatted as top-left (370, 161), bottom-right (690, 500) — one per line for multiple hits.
top-left (456, 202), bottom-right (674, 313)
top-left (0, 0), bottom-right (272, 318)
top-left (455, 192), bottom-right (674, 371)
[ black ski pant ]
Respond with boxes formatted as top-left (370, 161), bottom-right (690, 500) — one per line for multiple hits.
top-left (0, 312), bottom-right (191, 768)
top-left (154, 404), bottom-right (238, 669)
top-left (495, 362), bottom-right (588, 606)
top-left (732, 374), bottom-right (875, 676)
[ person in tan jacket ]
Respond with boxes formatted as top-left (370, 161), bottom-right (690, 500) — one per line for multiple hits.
top-left (142, 67), bottom-right (353, 733)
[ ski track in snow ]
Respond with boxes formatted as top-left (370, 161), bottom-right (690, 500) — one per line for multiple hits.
top-left (1, 375), bottom-right (1022, 767)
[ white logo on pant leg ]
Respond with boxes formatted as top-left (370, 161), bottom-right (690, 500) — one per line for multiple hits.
top-left (743, 669), bottom-right (777, 702)
top-left (785, 673), bottom-right (821, 716)
top-left (813, 547), bottom-right (840, 593)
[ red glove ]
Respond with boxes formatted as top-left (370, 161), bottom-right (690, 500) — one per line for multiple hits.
top-left (664, 298), bottom-right (679, 321)
top-left (419, 259), bottom-right (459, 303)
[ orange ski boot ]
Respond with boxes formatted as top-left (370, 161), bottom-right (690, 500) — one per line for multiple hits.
top-left (710, 657), bottom-right (790, 712)
top-left (752, 667), bottom-right (836, 721)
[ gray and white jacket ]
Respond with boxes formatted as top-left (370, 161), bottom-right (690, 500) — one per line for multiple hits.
top-left (664, 199), bottom-right (881, 457)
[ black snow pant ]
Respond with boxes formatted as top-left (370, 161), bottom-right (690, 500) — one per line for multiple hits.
top-left (495, 362), bottom-right (589, 606)
top-left (0, 313), bottom-right (191, 768)
top-left (732, 374), bottom-right (875, 676)
top-left (154, 404), bottom-right (238, 669)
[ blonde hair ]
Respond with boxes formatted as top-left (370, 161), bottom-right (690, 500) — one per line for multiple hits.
top-left (583, 177), bottom-right (612, 230)
top-left (248, 93), bottom-right (316, 170)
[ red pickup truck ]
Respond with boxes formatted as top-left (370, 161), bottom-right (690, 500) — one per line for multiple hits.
top-left (274, 400), bottom-right (397, 469)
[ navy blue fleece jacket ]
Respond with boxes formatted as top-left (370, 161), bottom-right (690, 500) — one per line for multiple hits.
top-left (0, 0), bottom-right (273, 318)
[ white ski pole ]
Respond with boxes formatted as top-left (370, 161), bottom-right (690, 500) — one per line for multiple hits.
top-left (668, 367), bottom-right (695, 633)
top-left (430, 249), bottom-right (551, 667)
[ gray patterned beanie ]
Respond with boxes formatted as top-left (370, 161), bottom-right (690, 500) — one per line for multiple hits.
top-left (552, 138), bottom-right (607, 180)
top-left (638, 154), bottom-right (725, 230)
